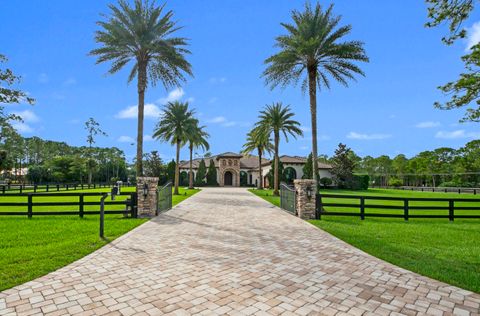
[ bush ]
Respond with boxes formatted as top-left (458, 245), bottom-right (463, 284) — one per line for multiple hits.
top-left (352, 175), bottom-right (369, 190)
top-left (388, 178), bottom-right (403, 188)
top-left (319, 177), bottom-right (332, 188)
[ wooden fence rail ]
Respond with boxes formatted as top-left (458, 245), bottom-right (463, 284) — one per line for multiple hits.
top-left (0, 183), bottom-right (135, 194)
top-left (370, 186), bottom-right (479, 195)
top-left (0, 192), bottom-right (137, 218)
top-left (316, 193), bottom-right (480, 221)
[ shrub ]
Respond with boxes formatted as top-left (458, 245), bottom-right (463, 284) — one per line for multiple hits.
top-left (388, 178), bottom-right (403, 188)
top-left (352, 174), bottom-right (369, 190)
top-left (319, 177), bottom-right (332, 188)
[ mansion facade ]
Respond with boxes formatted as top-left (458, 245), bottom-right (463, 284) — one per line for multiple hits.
top-left (178, 152), bottom-right (333, 187)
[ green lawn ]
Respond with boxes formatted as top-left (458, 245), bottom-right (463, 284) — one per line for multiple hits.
top-left (0, 187), bottom-right (199, 291)
top-left (249, 188), bottom-right (480, 293)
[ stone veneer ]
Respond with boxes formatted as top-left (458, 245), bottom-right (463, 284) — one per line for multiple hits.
top-left (218, 157), bottom-right (240, 186)
top-left (294, 179), bottom-right (317, 220)
top-left (136, 177), bottom-right (159, 217)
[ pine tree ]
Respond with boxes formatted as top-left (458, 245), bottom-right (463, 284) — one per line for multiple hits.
top-left (302, 153), bottom-right (313, 179)
top-left (206, 159), bottom-right (217, 186)
top-left (331, 143), bottom-right (355, 188)
top-left (166, 159), bottom-right (176, 184)
top-left (195, 159), bottom-right (207, 186)
top-left (267, 160), bottom-right (285, 187)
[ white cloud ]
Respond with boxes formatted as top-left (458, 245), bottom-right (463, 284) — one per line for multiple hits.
top-left (208, 97), bottom-right (218, 104)
top-left (11, 109), bottom-right (39, 123)
top-left (186, 97), bottom-right (195, 103)
top-left (115, 103), bottom-right (162, 119)
top-left (205, 116), bottom-right (246, 128)
top-left (435, 129), bottom-right (480, 139)
top-left (222, 121), bottom-right (237, 127)
top-left (207, 116), bottom-right (227, 123)
top-left (11, 121), bottom-right (34, 133)
top-left (117, 136), bottom-right (135, 143)
top-left (300, 146), bottom-right (309, 150)
top-left (466, 21), bottom-right (480, 51)
top-left (38, 73), bottom-right (49, 84)
top-left (63, 77), bottom-right (77, 86)
top-left (52, 92), bottom-right (65, 100)
top-left (415, 121), bottom-right (441, 128)
top-left (347, 132), bottom-right (391, 140)
top-left (144, 134), bottom-right (154, 142)
top-left (157, 88), bottom-right (185, 105)
top-left (300, 126), bottom-right (311, 132)
top-left (209, 77), bottom-right (227, 84)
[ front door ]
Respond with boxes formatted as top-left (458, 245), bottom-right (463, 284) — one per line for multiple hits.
top-left (224, 171), bottom-right (233, 186)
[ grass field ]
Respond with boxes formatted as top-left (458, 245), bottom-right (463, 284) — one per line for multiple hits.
top-left (249, 188), bottom-right (480, 293)
top-left (0, 187), bottom-right (199, 291)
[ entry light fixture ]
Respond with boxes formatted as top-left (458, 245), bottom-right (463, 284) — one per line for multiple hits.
top-left (143, 183), bottom-right (149, 197)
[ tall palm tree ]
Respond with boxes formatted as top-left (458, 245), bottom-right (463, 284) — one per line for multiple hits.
top-left (187, 121), bottom-right (209, 189)
top-left (257, 103), bottom-right (303, 195)
top-left (153, 101), bottom-right (195, 195)
top-left (263, 2), bottom-right (368, 181)
top-left (242, 126), bottom-right (274, 190)
top-left (90, 0), bottom-right (193, 177)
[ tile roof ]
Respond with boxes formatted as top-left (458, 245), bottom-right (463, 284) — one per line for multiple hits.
top-left (179, 153), bottom-right (332, 170)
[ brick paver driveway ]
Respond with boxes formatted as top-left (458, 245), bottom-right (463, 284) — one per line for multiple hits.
top-left (1, 188), bottom-right (479, 316)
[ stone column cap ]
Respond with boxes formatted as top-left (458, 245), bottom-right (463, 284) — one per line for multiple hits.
top-left (294, 179), bottom-right (317, 184)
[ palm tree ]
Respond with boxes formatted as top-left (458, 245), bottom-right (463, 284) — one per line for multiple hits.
top-left (187, 122), bottom-right (209, 189)
top-left (242, 127), bottom-right (274, 190)
top-left (257, 103), bottom-right (303, 195)
top-left (153, 101), bottom-right (195, 195)
top-left (263, 2), bottom-right (368, 181)
top-left (90, 0), bottom-right (193, 177)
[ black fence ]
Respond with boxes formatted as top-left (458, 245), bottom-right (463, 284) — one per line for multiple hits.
top-left (280, 183), bottom-right (296, 214)
top-left (0, 192), bottom-right (137, 218)
top-left (316, 193), bottom-right (480, 221)
top-left (0, 183), bottom-right (135, 194)
top-left (371, 186), bottom-right (480, 195)
top-left (157, 182), bottom-right (173, 214)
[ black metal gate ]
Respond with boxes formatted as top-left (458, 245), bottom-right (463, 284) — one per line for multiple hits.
top-left (157, 182), bottom-right (172, 214)
top-left (280, 183), bottom-right (296, 214)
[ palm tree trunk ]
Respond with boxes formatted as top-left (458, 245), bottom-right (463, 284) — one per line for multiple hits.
top-left (273, 131), bottom-right (280, 196)
top-left (174, 139), bottom-right (180, 195)
top-left (258, 148), bottom-right (263, 190)
top-left (308, 67), bottom-right (319, 184)
top-left (136, 62), bottom-right (147, 177)
top-left (189, 143), bottom-right (194, 189)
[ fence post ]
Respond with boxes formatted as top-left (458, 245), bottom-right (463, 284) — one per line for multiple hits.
top-left (475, 189), bottom-right (477, 195)
top-left (449, 200), bottom-right (454, 222)
top-left (46, 184), bottom-right (49, 192)
top-left (27, 194), bottom-right (33, 219)
top-left (1, 185), bottom-right (4, 194)
top-left (56, 184), bottom-right (60, 191)
top-left (34, 185), bottom-right (37, 193)
top-left (20, 185), bottom-right (23, 194)
top-left (94, 184), bottom-right (96, 189)
top-left (316, 194), bottom-right (322, 220)
top-left (403, 199), bottom-right (409, 221)
top-left (130, 193), bottom-right (136, 217)
top-left (360, 197), bottom-right (365, 220)
top-left (79, 194), bottom-right (84, 218)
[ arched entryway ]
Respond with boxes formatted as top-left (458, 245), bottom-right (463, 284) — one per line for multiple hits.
top-left (224, 171), bottom-right (233, 186)
top-left (284, 167), bottom-right (297, 184)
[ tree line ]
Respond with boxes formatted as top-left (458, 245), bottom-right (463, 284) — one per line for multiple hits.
top-left (325, 141), bottom-right (480, 188)
top-left (0, 132), bottom-right (130, 184)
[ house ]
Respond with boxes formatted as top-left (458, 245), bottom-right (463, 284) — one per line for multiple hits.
top-left (178, 152), bottom-right (333, 187)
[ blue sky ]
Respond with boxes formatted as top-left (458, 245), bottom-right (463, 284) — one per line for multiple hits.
top-left (2, 1), bottom-right (480, 162)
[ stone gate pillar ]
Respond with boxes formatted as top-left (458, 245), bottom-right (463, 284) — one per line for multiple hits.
top-left (294, 179), bottom-right (317, 220)
top-left (136, 177), bottom-right (159, 217)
